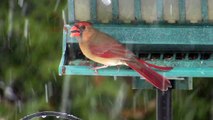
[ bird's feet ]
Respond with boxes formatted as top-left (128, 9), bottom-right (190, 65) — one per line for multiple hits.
top-left (116, 66), bottom-right (121, 72)
top-left (90, 65), bottom-right (109, 74)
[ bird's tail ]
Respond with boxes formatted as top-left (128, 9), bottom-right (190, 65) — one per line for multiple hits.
top-left (137, 59), bottom-right (173, 71)
top-left (126, 60), bottom-right (172, 91)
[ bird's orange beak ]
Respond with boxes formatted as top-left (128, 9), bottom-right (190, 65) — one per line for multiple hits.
top-left (70, 25), bottom-right (80, 37)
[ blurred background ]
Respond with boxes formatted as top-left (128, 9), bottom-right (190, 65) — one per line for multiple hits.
top-left (0, 0), bottom-right (212, 120)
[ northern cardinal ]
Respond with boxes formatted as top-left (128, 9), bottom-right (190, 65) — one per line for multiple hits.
top-left (70, 21), bottom-right (173, 91)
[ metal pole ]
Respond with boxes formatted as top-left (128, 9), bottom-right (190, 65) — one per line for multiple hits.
top-left (156, 89), bottom-right (172, 120)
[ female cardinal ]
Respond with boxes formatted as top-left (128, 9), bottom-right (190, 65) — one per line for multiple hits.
top-left (70, 21), bottom-right (173, 91)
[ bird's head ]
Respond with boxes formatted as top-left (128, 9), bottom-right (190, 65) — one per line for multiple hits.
top-left (70, 21), bottom-right (92, 37)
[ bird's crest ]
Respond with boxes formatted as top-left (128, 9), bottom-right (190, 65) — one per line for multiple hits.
top-left (74, 21), bottom-right (92, 27)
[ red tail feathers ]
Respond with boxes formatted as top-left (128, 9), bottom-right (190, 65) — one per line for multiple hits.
top-left (137, 59), bottom-right (173, 71)
top-left (126, 60), bottom-right (172, 91)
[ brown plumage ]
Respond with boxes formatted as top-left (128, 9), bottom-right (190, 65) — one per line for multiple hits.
top-left (70, 21), bottom-right (173, 91)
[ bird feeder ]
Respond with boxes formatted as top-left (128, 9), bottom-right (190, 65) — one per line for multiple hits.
top-left (59, 0), bottom-right (213, 87)
top-left (59, 0), bottom-right (213, 119)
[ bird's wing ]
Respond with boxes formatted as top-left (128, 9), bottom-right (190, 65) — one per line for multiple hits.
top-left (88, 32), bottom-right (134, 60)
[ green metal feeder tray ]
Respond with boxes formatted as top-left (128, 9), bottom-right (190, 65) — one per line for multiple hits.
top-left (59, 0), bottom-right (213, 90)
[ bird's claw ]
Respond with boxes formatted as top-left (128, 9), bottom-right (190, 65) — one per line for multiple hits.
top-left (90, 65), bottom-right (109, 75)
top-left (90, 67), bottom-right (99, 75)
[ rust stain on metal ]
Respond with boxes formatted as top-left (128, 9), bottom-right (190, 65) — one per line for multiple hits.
top-left (62, 66), bottom-right (66, 74)
top-left (63, 26), bottom-right (68, 33)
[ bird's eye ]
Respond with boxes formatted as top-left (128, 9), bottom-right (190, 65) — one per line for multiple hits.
top-left (79, 25), bottom-right (85, 30)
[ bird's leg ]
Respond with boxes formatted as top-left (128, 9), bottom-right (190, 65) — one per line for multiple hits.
top-left (91, 65), bottom-right (109, 71)
top-left (91, 65), bottom-right (109, 74)
top-left (116, 66), bottom-right (120, 72)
